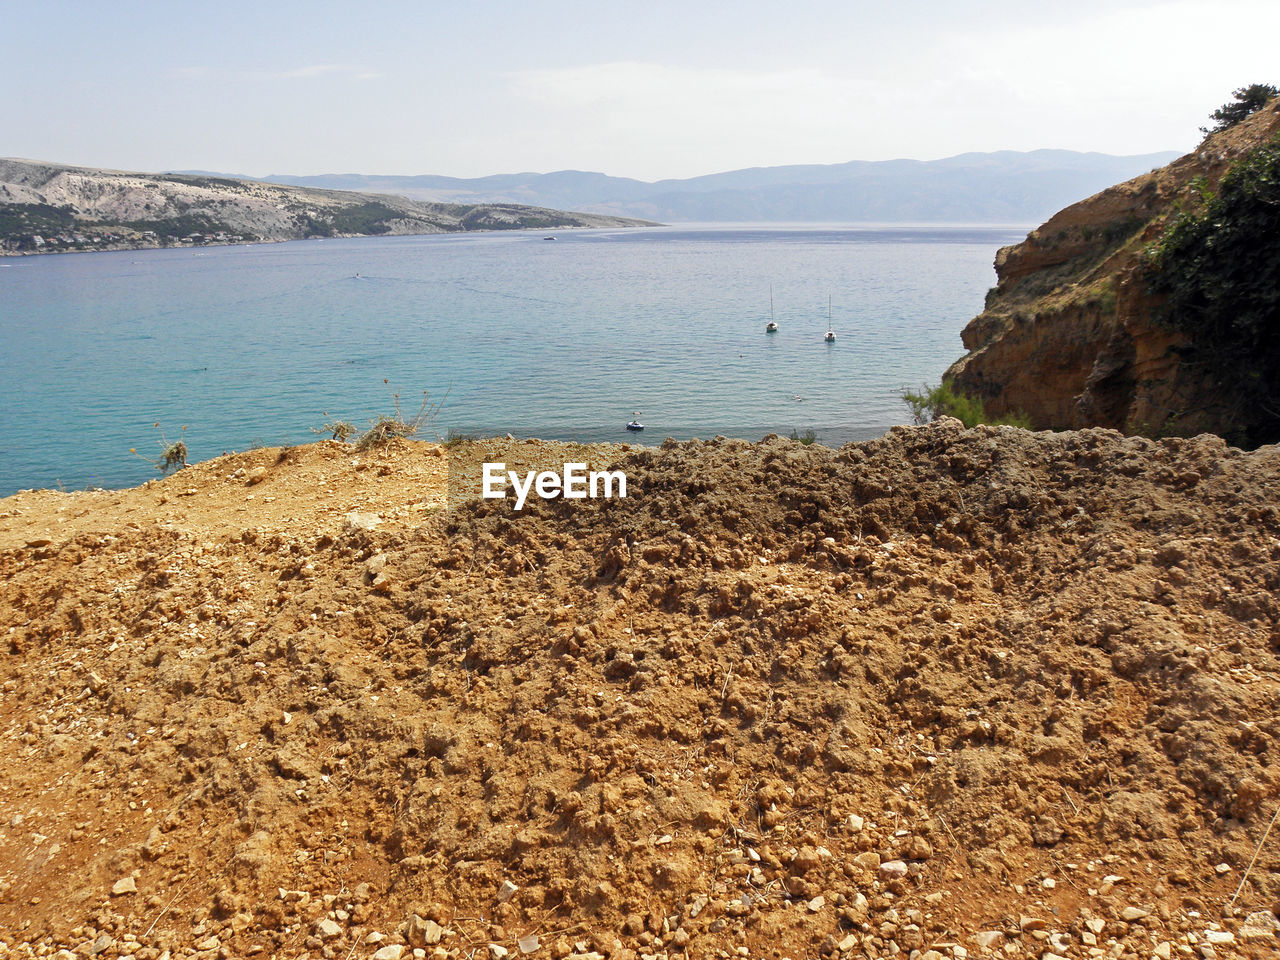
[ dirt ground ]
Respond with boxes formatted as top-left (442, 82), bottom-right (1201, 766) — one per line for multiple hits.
top-left (1, 423), bottom-right (1279, 960)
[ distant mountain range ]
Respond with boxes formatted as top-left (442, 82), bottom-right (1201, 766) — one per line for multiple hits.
top-left (0, 158), bottom-right (650, 255)
top-left (228, 150), bottom-right (1184, 224)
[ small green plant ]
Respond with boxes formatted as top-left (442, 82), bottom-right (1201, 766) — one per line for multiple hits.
top-left (789, 428), bottom-right (818, 445)
top-left (902, 381), bottom-right (1032, 429)
top-left (443, 429), bottom-right (478, 448)
top-left (313, 414), bottom-right (355, 442)
top-left (355, 381), bottom-right (448, 451)
top-left (130, 423), bottom-right (188, 474)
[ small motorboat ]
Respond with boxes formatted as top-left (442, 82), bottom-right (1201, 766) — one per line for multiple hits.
top-left (625, 420), bottom-right (645, 431)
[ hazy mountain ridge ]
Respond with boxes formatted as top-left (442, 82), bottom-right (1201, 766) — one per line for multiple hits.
top-left (252, 149), bottom-right (1182, 223)
top-left (0, 158), bottom-right (651, 254)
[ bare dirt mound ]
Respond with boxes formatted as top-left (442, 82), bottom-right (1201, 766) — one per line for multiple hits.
top-left (2, 424), bottom-right (1279, 959)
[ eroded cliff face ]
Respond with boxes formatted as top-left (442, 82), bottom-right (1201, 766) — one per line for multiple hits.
top-left (946, 100), bottom-right (1280, 440)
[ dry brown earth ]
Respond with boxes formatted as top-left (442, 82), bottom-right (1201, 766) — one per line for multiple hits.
top-left (1, 425), bottom-right (1279, 959)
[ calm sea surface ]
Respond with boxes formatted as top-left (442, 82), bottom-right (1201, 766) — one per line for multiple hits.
top-left (0, 223), bottom-right (1027, 495)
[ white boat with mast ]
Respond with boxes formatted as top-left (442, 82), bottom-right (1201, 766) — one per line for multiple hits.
top-left (824, 295), bottom-right (836, 342)
top-left (766, 285), bottom-right (778, 332)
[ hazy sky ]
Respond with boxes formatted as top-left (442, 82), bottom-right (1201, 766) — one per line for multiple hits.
top-left (6, 0), bottom-right (1278, 181)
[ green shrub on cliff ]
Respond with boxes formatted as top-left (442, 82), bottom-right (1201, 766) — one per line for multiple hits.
top-left (1201, 84), bottom-right (1277, 135)
top-left (1147, 135), bottom-right (1280, 444)
top-left (902, 381), bottom-right (1031, 429)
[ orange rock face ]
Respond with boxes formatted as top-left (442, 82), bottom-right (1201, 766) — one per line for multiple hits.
top-left (947, 100), bottom-right (1280, 442)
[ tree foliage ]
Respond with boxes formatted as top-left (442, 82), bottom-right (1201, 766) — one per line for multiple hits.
top-left (1202, 83), bottom-right (1278, 135)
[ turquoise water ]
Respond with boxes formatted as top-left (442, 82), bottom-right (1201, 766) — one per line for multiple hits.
top-left (0, 223), bottom-right (1026, 494)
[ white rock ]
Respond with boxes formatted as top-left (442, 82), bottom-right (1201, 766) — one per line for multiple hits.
top-left (878, 860), bottom-right (909, 880)
top-left (490, 945), bottom-right (509, 960)
top-left (316, 918), bottom-right (343, 940)
top-left (1203, 931), bottom-right (1234, 945)
top-left (1239, 911), bottom-right (1280, 941)
top-left (373, 947), bottom-right (406, 960)
top-left (111, 876), bottom-right (137, 896)
top-left (807, 896), bottom-right (825, 912)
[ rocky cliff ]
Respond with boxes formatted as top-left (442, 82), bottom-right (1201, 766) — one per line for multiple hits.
top-left (945, 99), bottom-right (1280, 445)
top-left (0, 158), bottom-right (652, 253)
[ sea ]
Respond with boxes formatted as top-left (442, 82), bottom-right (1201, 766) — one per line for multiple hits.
top-left (0, 223), bottom-right (1028, 496)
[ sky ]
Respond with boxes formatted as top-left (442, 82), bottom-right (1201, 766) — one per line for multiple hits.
top-left (6, 0), bottom-right (1279, 182)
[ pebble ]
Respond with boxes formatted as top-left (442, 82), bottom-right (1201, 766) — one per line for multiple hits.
top-left (1238, 911), bottom-right (1280, 941)
top-left (373, 947), bottom-right (405, 960)
top-left (878, 860), bottom-right (908, 880)
top-left (490, 945), bottom-right (509, 959)
top-left (1120, 907), bottom-right (1150, 922)
top-left (974, 932), bottom-right (1004, 949)
top-left (498, 880), bottom-right (519, 903)
top-left (1153, 943), bottom-right (1172, 960)
top-left (111, 876), bottom-right (137, 896)
top-left (1202, 930), bottom-right (1234, 945)
top-left (316, 918), bottom-right (343, 940)
top-left (807, 896), bottom-right (825, 912)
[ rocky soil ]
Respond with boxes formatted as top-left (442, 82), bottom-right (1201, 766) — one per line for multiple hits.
top-left (2, 425), bottom-right (1279, 960)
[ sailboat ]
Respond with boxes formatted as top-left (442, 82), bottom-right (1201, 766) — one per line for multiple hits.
top-left (766, 285), bottom-right (778, 332)
top-left (824, 295), bottom-right (836, 342)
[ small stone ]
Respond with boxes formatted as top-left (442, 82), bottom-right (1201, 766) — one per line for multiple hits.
top-left (1085, 919), bottom-right (1106, 935)
top-left (1040, 953), bottom-right (1068, 960)
top-left (848, 814), bottom-right (865, 832)
top-left (906, 837), bottom-right (933, 860)
top-left (1239, 911), bottom-right (1280, 941)
top-left (1203, 930), bottom-right (1234, 945)
top-left (878, 860), bottom-right (908, 880)
top-left (498, 880), bottom-right (519, 903)
top-left (853, 851), bottom-right (881, 870)
top-left (111, 876), bottom-right (137, 896)
top-left (1120, 907), bottom-right (1150, 922)
top-left (246, 467), bottom-right (268, 485)
top-left (1019, 917), bottom-right (1047, 932)
top-left (374, 948), bottom-right (406, 960)
top-left (518, 934), bottom-right (541, 954)
top-left (670, 928), bottom-right (690, 949)
top-left (367, 933), bottom-right (388, 945)
top-left (490, 945), bottom-right (509, 959)
top-left (317, 918), bottom-right (343, 940)
top-left (344, 511), bottom-right (382, 532)
top-left (837, 935), bottom-right (858, 953)
top-left (807, 896), bottom-right (825, 912)
top-left (1214, 863), bottom-right (1231, 875)
top-left (1042, 878), bottom-right (1055, 889)
top-left (1153, 943), bottom-right (1172, 960)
